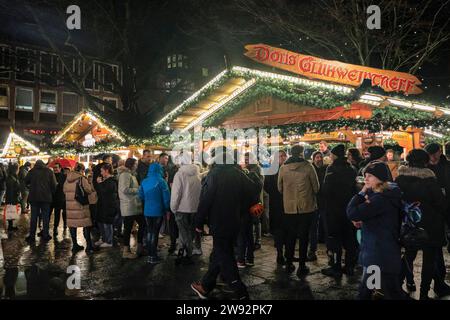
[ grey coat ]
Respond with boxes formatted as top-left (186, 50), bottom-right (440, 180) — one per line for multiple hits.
top-left (118, 166), bottom-right (143, 217)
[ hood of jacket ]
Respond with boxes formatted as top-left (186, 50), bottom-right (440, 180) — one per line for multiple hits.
top-left (369, 182), bottom-right (402, 208)
top-left (147, 163), bottom-right (164, 179)
top-left (34, 160), bottom-right (46, 169)
top-left (178, 163), bottom-right (200, 176)
top-left (66, 171), bottom-right (83, 183)
top-left (116, 166), bottom-right (129, 175)
top-left (398, 165), bottom-right (436, 179)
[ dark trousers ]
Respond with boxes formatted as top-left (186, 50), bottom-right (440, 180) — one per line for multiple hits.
top-left (283, 212), bottom-right (314, 266)
top-left (123, 215), bottom-right (145, 247)
top-left (168, 212), bottom-right (178, 247)
top-left (202, 236), bottom-right (248, 298)
top-left (359, 269), bottom-right (403, 300)
top-left (69, 227), bottom-right (93, 248)
top-left (145, 216), bottom-right (164, 258)
top-left (327, 218), bottom-right (358, 268)
top-left (29, 202), bottom-right (51, 238)
top-left (401, 246), bottom-right (446, 293)
top-left (53, 205), bottom-right (67, 232)
top-left (113, 213), bottom-right (123, 235)
top-left (309, 210), bottom-right (319, 253)
top-left (237, 219), bottom-right (254, 263)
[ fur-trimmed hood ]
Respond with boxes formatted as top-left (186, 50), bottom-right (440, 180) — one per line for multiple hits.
top-left (397, 165), bottom-right (436, 179)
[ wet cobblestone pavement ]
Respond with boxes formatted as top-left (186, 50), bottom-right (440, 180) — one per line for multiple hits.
top-left (1, 213), bottom-right (449, 300)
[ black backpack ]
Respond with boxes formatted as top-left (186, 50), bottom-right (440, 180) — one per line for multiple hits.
top-left (75, 177), bottom-right (89, 205)
top-left (399, 201), bottom-right (428, 249)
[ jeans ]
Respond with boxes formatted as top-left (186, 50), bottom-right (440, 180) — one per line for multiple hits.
top-left (237, 219), bottom-right (254, 263)
top-left (99, 223), bottom-right (113, 244)
top-left (202, 236), bottom-right (248, 299)
top-left (146, 216), bottom-right (164, 258)
top-left (174, 212), bottom-right (195, 256)
top-left (401, 246), bottom-right (446, 294)
top-left (283, 212), bottom-right (314, 266)
top-left (53, 205), bottom-right (67, 232)
top-left (29, 202), bottom-right (51, 239)
top-left (123, 215), bottom-right (145, 247)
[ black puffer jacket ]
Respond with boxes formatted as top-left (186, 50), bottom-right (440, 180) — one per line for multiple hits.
top-left (195, 163), bottom-right (262, 238)
top-left (96, 176), bottom-right (120, 224)
top-left (396, 166), bottom-right (447, 247)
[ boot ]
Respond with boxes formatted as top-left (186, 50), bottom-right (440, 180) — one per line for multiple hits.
top-left (321, 253), bottom-right (343, 278)
top-left (122, 246), bottom-right (137, 259)
top-left (420, 288), bottom-right (432, 300)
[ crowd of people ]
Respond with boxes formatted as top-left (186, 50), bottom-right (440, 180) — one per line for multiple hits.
top-left (1, 140), bottom-right (450, 300)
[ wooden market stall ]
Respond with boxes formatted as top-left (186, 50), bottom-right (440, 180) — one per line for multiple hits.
top-left (152, 44), bottom-right (450, 158)
top-left (0, 129), bottom-right (49, 164)
top-left (50, 109), bottom-right (171, 167)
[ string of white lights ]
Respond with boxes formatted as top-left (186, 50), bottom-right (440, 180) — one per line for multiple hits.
top-left (1, 132), bottom-right (40, 157)
top-left (182, 79), bottom-right (257, 132)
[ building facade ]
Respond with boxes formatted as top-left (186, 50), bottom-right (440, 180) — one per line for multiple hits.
top-left (0, 41), bottom-right (122, 144)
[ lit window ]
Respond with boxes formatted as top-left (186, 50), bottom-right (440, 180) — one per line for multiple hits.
top-left (40, 91), bottom-right (57, 113)
top-left (16, 87), bottom-right (33, 111)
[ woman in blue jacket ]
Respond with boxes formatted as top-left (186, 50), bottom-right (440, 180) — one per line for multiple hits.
top-left (139, 163), bottom-right (170, 264)
top-left (347, 161), bottom-right (404, 300)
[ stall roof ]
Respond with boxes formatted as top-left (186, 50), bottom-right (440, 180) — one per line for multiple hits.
top-left (52, 109), bottom-right (127, 145)
top-left (153, 66), bottom-right (450, 134)
top-left (1, 130), bottom-right (41, 158)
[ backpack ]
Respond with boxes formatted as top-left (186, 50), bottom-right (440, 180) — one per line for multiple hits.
top-left (399, 201), bottom-right (428, 249)
top-left (75, 177), bottom-right (89, 205)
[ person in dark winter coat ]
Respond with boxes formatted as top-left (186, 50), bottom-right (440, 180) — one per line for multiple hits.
top-left (308, 151), bottom-right (328, 261)
top-left (95, 163), bottom-right (119, 247)
top-left (264, 150), bottom-right (288, 265)
top-left (236, 153), bottom-right (264, 268)
top-left (425, 143), bottom-right (450, 291)
top-left (321, 144), bottom-right (358, 277)
top-left (191, 148), bottom-right (261, 300)
top-left (18, 162), bottom-right (31, 213)
top-left (347, 161), bottom-right (404, 300)
top-left (5, 163), bottom-right (21, 231)
top-left (136, 149), bottom-right (151, 184)
top-left (52, 163), bottom-right (67, 236)
top-left (24, 160), bottom-right (57, 243)
top-left (396, 149), bottom-right (450, 299)
top-left (92, 155), bottom-right (112, 192)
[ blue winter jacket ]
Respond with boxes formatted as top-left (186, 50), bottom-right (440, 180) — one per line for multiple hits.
top-left (138, 163), bottom-right (170, 217)
top-left (346, 183), bottom-right (402, 274)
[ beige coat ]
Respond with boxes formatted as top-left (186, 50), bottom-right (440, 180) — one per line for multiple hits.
top-left (64, 171), bottom-right (95, 228)
top-left (278, 158), bottom-right (320, 214)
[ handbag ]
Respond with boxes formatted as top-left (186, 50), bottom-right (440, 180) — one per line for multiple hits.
top-left (400, 201), bottom-right (428, 249)
top-left (4, 204), bottom-right (21, 221)
top-left (75, 177), bottom-right (89, 205)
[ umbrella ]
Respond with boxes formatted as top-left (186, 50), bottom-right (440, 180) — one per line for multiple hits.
top-left (48, 158), bottom-right (77, 169)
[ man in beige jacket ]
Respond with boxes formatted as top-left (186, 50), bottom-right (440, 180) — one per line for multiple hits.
top-left (278, 145), bottom-right (320, 277)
